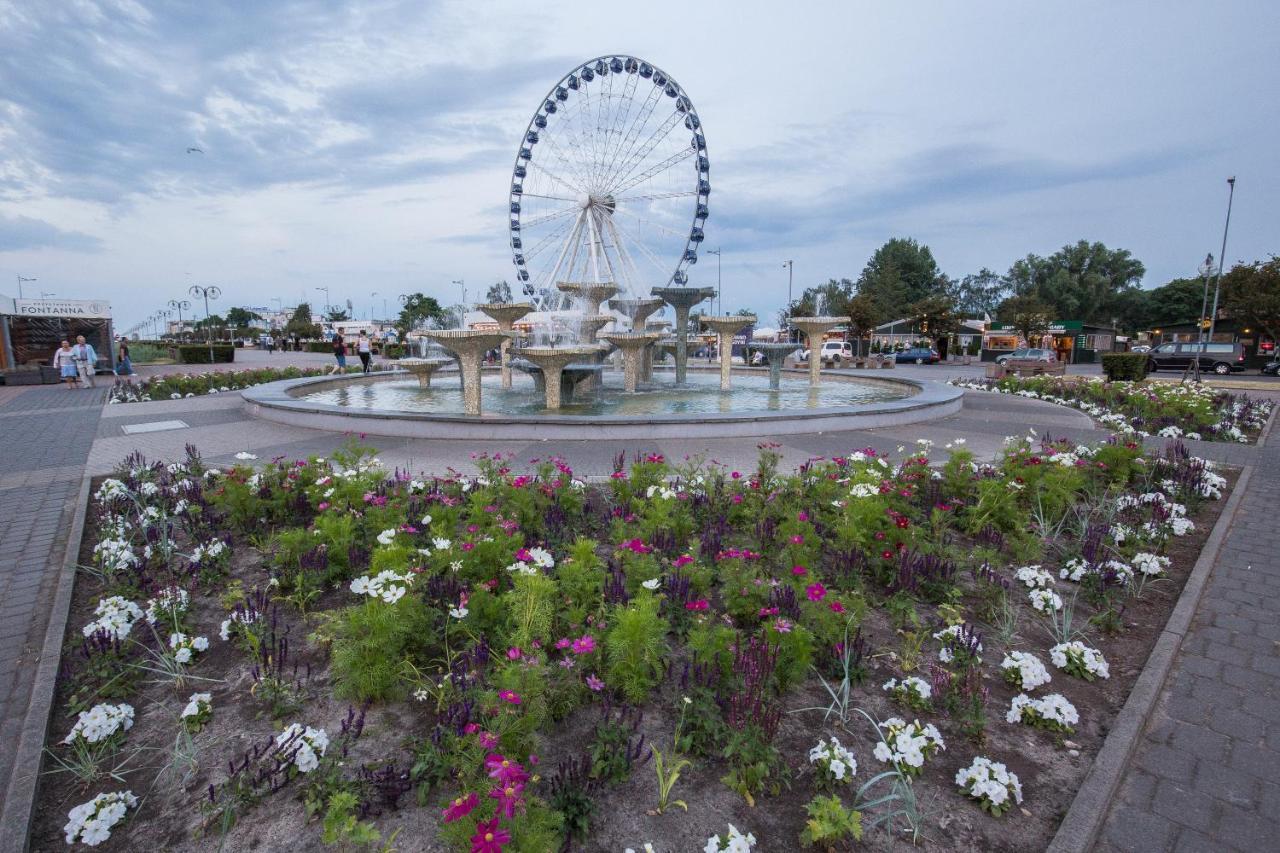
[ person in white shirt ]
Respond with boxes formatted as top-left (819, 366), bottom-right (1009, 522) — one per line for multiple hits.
top-left (52, 340), bottom-right (79, 389)
top-left (357, 332), bottom-right (372, 373)
top-left (72, 335), bottom-right (98, 388)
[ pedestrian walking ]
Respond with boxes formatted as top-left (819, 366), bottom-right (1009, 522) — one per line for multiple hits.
top-left (357, 332), bottom-right (372, 373)
top-left (329, 333), bottom-right (347, 375)
top-left (53, 340), bottom-right (79, 389)
top-left (72, 335), bottom-right (98, 388)
top-left (115, 338), bottom-right (133, 377)
top-left (265, 334), bottom-right (276, 354)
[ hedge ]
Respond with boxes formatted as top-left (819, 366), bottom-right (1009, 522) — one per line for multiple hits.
top-left (1100, 352), bottom-right (1148, 382)
top-left (177, 344), bottom-right (236, 364)
top-left (306, 342), bottom-right (336, 354)
top-left (380, 343), bottom-right (407, 359)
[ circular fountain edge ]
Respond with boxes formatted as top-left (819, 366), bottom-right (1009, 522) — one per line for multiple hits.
top-left (241, 369), bottom-right (963, 440)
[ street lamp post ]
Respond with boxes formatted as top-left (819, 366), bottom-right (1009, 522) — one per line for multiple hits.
top-left (782, 260), bottom-right (794, 340)
top-left (1191, 254), bottom-right (1215, 383)
top-left (189, 285), bottom-right (222, 364)
top-left (17, 275), bottom-right (36, 298)
top-left (707, 248), bottom-right (722, 314)
top-left (452, 279), bottom-right (467, 317)
top-left (315, 286), bottom-right (331, 316)
top-left (1207, 177), bottom-right (1236, 343)
top-left (168, 299), bottom-right (190, 341)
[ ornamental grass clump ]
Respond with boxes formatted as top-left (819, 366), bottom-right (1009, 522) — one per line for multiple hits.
top-left (955, 756), bottom-right (1023, 816)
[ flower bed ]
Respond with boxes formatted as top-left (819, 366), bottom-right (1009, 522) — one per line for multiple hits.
top-left (950, 375), bottom-right (1272, 442)
top-left (32, 436), bottom-right (1233, 851)
top-left (107, 366), bottom-right (363, 404)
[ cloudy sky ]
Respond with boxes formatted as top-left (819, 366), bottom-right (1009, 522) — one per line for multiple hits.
top-left (1, 0), bottom-right (1276, 329)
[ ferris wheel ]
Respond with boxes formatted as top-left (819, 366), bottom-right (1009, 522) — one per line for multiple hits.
top-left (508, 55), bottom-right (710, 310)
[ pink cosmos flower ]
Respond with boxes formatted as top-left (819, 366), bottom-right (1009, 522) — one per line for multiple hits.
top-left (797, 511), bottom-right (809, 521)
top-left (686, 599), bottom-right (709, 611)
top-left (731, 471), bottom-right (741, 479)
top-left (506, 647), bottom-right (522, 660)
top-left (673, 554), bottom-right (695, 568)
top-left (829, 600), bottom-right (846, 614)
top-left (463, 722), bottom-right (481, 735)
top-left (317, 502), bottom-right (330, 511)
top-left (462, 542), bottom-right (475, 552)
top-left (791, 565), bottom-right (808, 576)
top-left (806, 582), bottom-right (827, 602)
top-left (586, 674), bottom-right (605, 691)
top-left (758, 606), bottom-right (779, 617)
top-left (790, 534), bottom-right (805, 545)
top-left (731, 494), bottom-right (744, 504)
top-left (555, 637), bottom-right (572, 650)
top-left (477, 731), bottom-right (498, 749)
top-left (571, 635), bottom-right (596, 655)
top-left (484, 754), bottom-right (528, 785)
top-left (442, 792), bottom-right (478, 823)
top-left (470, 818), bottom-right (510, 853)
top-left (516, 548), bottom-right (532, 562)
top-left (498, 690), bottom-right (521, 705)
top-left (488, 781), bottom-right (525, 820)
top-left (773, 618), bottom-right (794, 633)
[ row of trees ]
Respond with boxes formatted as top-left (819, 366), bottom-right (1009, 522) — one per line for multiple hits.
top-left (787, 238), bottom-right (1280, 346)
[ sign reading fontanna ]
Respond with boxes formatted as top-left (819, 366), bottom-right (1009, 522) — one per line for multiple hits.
top-left (10, 298), bottom-right (112, 319)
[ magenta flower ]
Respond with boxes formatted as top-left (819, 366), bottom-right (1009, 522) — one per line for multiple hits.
top-left (442, 792), bottom-right (478, 823)
top-left (498, 690), bottom-right (522, 705)
top-left (488, 781), bottom-right (526, 819)
top-left (571, 635), bottom-right (596, 655)
top-left (790, 534), bottom-right (805, 545)
top-left (586, 674), bottom-right (605, 691)
top-left (731, 494), bottom-right (744, 504)
top-left (685, 599), bottom-right (709, 611)
top-left (470, 818), bottom-right (510, 853)
top-left (484, 754), bottom-right (528, 785)
top-left (672, 554), bottom-right (695, 568)
top-left (477, 731), bottom-right (498, 749)
top-left (317, 502), bottom-right (329, 511)
top-left (773, 618), bottom-right (794, 633)
top-left (806, 582), bottom-right (827, 602)
top-left (829, 600), bottom-right (846, 614)
top-left (797, 511), bottom-right (809, 521)
top-left (506, 646), bottom-right (522, 660)
top-left (516, 547), bottom-right (532, 562)
top-left (791, 565), bottom-right (808, 576)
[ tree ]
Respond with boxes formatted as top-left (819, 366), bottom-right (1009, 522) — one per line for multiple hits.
top-left (193, 314), bottom-right (225, 330)
top-left (909, 293), bottom-right (958, 340)
top-left (397, 293), bottom-right (447, 334)
top-left (325, 307), bottom-right (351, 322)
top-left (1114, 277), bottom-right (1207, 332)
top-left (788, 278), bottom-right (856, 319)
top-left (485, 280), bottom-right (513, 303)
top-left (948, 268), bottom-right (1009, 316)
top-left (858, 238), bottom-right (946, 307)
top-left (1005, 240), bottom-right (1144, 324)
top-left (225, 307), bottom-right (262, 328)
top-left (997, 293), bottom-right (1055, 344)
top-left (845, 291), bottom-right (880, 356)
top-left (1221, 257), bottom-right (1280, 350)
top-left (285, 302), bottom-right (321, 339)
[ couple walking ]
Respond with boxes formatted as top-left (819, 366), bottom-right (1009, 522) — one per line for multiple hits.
top-left (52, 335), bottom-right (100, 389)
top-left (328, 332), bottom-right (373, 375)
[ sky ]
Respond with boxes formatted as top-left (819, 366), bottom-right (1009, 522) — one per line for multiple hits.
top-left (0, 0), bottom-right (1276, 330)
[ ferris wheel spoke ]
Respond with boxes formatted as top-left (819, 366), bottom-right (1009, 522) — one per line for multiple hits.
top-left (605, 109), bottom-right (685, 194)
top-left (611, 145), bottom-right (695, 198)
top-left (610, 208), bottom-right (681, 279)
top-left (602, 74), bottom-right (640, 183)
top-left (614, 189), bottom-right (698, 203)
top-left (601, 83), bottom-right (663, 193)
top-left (536, 128), bottom-right (597, 194)
top-left (523, 214), bottom-right (578, 262)
top-left (521, 192), bottom-right (578, 202)
top-left (519, 204), bottom-right (580, 230)
top-left (600, 212), bottom-right (648, 296)
top-left (526, 159), bottom-right (586, 198)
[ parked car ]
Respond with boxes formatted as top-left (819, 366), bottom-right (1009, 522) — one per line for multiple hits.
top-left (895, 347), bottom-right (941, 365)
top-left (996, 348), bottom-right (1057, 365)
top-left (1129, 344), bottom-right (1151, 354)
top-left (1145, 342), bottom-right (1246, 375)
top-left (798, 341), bottom-right (854, 365)
top-left (1261, 359), bottom-right (1279, 376)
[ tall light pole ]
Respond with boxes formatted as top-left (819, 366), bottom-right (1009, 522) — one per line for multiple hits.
top-left (168, 299), bottom-right (190, 341)
top-left (452, 279), bottom-right (466, 314)
top-left (17, 275), bottom-right (36, 298)
top-left (707, 248), bottom-right (722, 314)
top-left (1207, 177), bottom-right (1236, 343)
top-left (783, 260), bottom-right (793, 309)
top-left (315, 286), bottom-right (331, 317)
top-left (1191, 254), bottom-right (1215, 383)
top-left (189, 284), bottom-right (221, 364)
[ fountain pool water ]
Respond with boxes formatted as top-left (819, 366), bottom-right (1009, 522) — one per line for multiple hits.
top-left (300, 370), bottom-right (909, 416)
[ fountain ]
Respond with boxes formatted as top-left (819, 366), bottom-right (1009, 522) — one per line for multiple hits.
top-left (751, 342), bottom-right (802, 390)
top-left (652, 286), bottom-right (716, 383)
top-left (700, 315), bottom-right (756, 391)
top-left (519, 346), bottom-right (601, 410)
top-left (789, 316), bottom-right (851, 386)
top-left (422, 329), bottom-right (509, 415)
top-left (397, 358), bottom-right (449, 388)
top-left (599, 332), bottom-right (662, 392)
top-left (609, 297), bottom-right (665, 330)
top-left (477, 302), bottom-right (533, 389)
top-left (557, 282), bottom-right (620, 316)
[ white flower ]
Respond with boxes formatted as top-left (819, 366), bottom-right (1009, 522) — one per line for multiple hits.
top-left (1001, 651), bottom-right (1051, 690)
top-left (276, 723), bottom-right (329, 773)
top-left (181, 692), bottom-right (212, 719)
top-left (955, 756), bottom-right (1023, 813)
top-left (1007, 692), bottom-right (1079, 731)
top-left (82, 596), bottom-right (143, 641)
top-left (420, 513), bottom-right (433, 526)
top-left (641, 578), bottom-right (661, 591)
top-left (1029, 588), bottom-right (1063, 614)
top-left (63, 791), bottom-right (138, 846)
top-left (1015, 565), bottom-right (1054, 589)
top-left (449, 606), bottom-right (468, 619)
top-left (882, 676), bottom-right (932, 707)
top-left (376, 528), bottom-right (397, 546)
top-left (349, 570), bottom-right (413, 604)
top-left (704, 824), bottom-right (756, 853)
top-left (431, 537), bottom-right (452, 551)
top-left (1133, 552), bottom-right (1170, 576)
top-left (527, 546), bottom-right (555, 568)
top-left (1050, 641), bottom-right (1110, 680)
top-left (234, 452), bottom-right (257, 460)
top-left (63, 703), bottom-right (134, 745)
top-left (872, 717), bottom-right (945, 775)
top-left (808, 736), bottom-right (858, 783)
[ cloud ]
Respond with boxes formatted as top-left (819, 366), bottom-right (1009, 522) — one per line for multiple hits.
top-left (0, 214), bottom-right (102, 252)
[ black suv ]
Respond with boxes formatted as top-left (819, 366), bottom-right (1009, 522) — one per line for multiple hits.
top-left (1146, 342), bottom-right (1246, 375)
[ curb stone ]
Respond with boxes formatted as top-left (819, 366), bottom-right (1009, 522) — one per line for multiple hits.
top-left (0, 474), bottom-right (93, 853)
top-left (1046, 460), bottom-right (1255, 853)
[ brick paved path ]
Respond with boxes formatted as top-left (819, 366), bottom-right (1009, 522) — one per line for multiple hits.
top-left (1099, 434), bottom-right (1280, 851)
top-left (0, 386), bottom-right (105, 820)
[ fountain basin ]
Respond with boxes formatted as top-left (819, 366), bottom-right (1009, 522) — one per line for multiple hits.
top-left (242, 368), bottom-right (963, 440)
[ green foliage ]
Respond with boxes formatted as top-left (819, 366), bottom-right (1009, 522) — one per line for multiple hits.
top-left (176, 344), bottom-right (235, 364)
top-left (503, 573), bottom-right (558, 651)
top-left (721, 724), bottom-right (788, 805)
top-left (1101, 352), bottom-right (1148, 381)
top-left (651, 744), bottom-right (691, 813)
top-left (330, 598), bottom-right (430, 702)
top-left (800, 794), bottom-right (863, 847)
top-left (285, 302), bottom-right (321, 338)
top-left (1005, 239), bottom-right (1145, 324)
top-left (605, 597), bottom-right (669, 703)
top-left (1221, 256), bottom-right (1280, 347)
top-left (320, 790), bottom-right (382, 848)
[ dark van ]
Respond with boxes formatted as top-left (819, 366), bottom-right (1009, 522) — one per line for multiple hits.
top-left (1146, 342), bottom-right (1246, 375)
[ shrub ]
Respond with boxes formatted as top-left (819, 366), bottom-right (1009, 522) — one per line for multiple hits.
top-left (177, 344), bottom-right (235, 364)
top-left (605, 597), bottom-right (668, 703)
top-left (330, 598), bottom-right (430, 701)
top-left (1100, 352), bottom-right (1148, 381)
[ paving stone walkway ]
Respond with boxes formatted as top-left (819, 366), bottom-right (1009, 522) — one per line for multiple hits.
top-left (0, 386), bottom-right (105, 835)
top-left (1098, 427), bottom-right (1280, 851)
